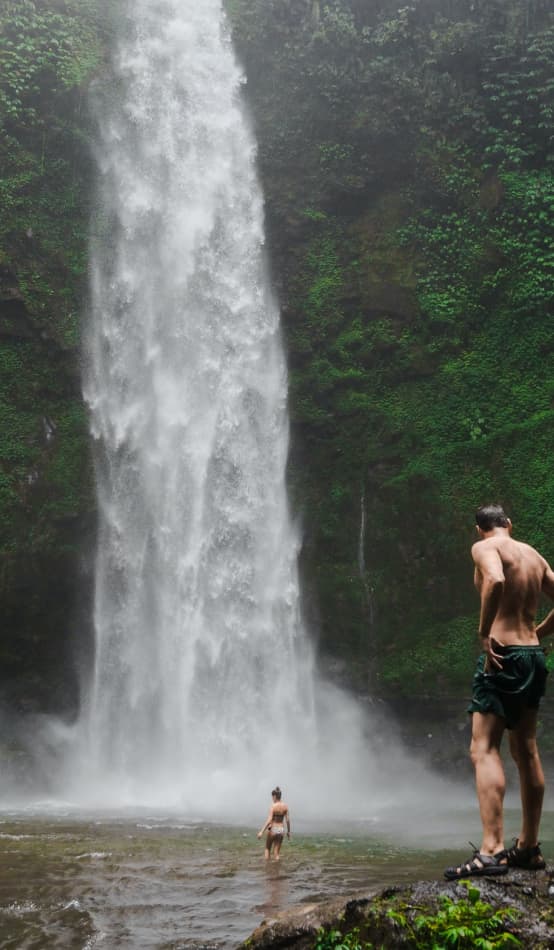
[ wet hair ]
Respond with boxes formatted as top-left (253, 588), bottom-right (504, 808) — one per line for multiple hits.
top-left (475, 504), bottom-right (510, 532)
top-left (271, 786), bottom-right (282, 800)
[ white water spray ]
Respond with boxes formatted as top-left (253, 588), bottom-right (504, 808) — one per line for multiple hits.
top-left (62, 0), bottom-right (445, 816)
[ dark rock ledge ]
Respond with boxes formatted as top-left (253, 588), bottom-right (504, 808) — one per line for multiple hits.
top-left (240, 870), bottom-right (554, 949)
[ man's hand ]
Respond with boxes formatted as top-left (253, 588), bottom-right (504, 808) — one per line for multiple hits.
top-left (482, 635), bottom-right (503, 671)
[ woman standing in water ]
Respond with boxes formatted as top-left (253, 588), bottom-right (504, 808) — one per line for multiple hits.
top-left (257, 787), bottom-right (290, 860)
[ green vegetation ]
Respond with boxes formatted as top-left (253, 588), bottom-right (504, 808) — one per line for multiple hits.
top-left (0, 0), bottom-right (106, 712)
top-left (315, 926), bottom-right (367, 950)
top-left (379, 616), bottom-right (475, 698)
top-left (227, 0), bottom-right (554, 702)
top-left (0, 0), bottom-right (108, 337)
top-left (388, 883), bottom-right (521, 949)
top-left (314, 883), bottom-right (521, 949)
top-left (0, 0), bottom-right (102, 537)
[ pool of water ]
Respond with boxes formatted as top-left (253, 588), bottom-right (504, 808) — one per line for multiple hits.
top-left (1, 806), bottom-right (553, 948)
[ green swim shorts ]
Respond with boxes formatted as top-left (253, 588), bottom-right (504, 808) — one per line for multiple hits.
top-left (467, 645), bottom-right (548, 730)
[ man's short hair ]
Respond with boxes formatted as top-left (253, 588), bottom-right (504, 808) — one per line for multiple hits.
top-left (476, 504), bottom-right (510, 531)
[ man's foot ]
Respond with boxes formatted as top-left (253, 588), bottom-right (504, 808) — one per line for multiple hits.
top-left (444, 843), bottom-right (508, 881)
top-left (504, 839), bottom-right (546, 870)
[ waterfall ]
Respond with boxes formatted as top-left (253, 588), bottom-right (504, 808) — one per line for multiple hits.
top-left (81, 0), bottom-right (321, 810)
top-left (70, 0), bottom-right (421, 816)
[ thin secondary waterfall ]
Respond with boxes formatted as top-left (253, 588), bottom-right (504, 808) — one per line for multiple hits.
top-left (82, 0), bottom-right (324, 809)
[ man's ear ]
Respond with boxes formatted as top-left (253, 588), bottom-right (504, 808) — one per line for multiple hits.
top-left (476, 525), bottom-right (484, 538)
top-left (507, 518), bottom-right (513, 534)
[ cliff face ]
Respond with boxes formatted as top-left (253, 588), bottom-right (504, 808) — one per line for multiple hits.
top-left (1, 0), bottom-right (554, 723)
top-left (0, 0), bottom-right (109, 717)
top-left (227, 0), bottom-right (554, 701)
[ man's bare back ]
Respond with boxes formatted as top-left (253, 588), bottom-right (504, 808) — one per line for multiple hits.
top-left (472, 533), bottom-right (550, 646)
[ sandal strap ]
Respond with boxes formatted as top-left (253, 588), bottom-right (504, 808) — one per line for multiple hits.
top-left (505, 838), bottom-right (545, 866)
top-left (469, 842), bottom-right (507, 865)
top-left (506, 838), bottom-right (542, 858)
top-left (462, 846), bottom-right (506, 871)
top-left (444, 844), bottom-right (508, 879)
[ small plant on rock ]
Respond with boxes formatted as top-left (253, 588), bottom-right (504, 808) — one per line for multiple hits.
top-left (388, 881), bottom-right (522, 949)
top-left (314, 925), bottom-right (370, 950)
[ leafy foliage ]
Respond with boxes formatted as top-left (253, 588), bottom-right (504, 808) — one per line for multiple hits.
top-left (228, 0), bottom-right (554, 692)
top-left (408, 882), bottom-right (521, 949)
top-left (313, 884), bottom-right (521, 949)
top-left (0, 0), bottom-right (104, 125)
top-left (0, 0), bottom-right (105, 537)
top-left (314, 926), bottom-right (368, 950)
top-left (0, 0), bottom-right (106, 711)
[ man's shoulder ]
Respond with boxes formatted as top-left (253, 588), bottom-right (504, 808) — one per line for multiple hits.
top-left (511, 538), bottom-right (544, 559)
top-left (471, 536), bottom-right (502, 555)
top-left (471, 537), bottom-right (505, 571)
top-left (473, 535), bottom-right (544, 562)
top-left (502, 537), bottom-right (547, 577)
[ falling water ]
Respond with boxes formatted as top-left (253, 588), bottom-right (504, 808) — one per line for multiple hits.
top-left (81, 0), bottom-right (318, 810)
top-left (71, 0), bottom-right (432, 816)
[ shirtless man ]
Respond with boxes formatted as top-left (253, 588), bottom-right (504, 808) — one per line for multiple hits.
top-left (445, 503), bottom-right (554, 880)
top-left (257, 786), bottom-right (290, 861)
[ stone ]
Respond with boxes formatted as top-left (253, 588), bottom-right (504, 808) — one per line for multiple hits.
top-left (240, 869), bottom-right (554, 949)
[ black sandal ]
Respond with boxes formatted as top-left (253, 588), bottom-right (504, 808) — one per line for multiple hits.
top-left (444, 842), bottom-right (508, 880)
top-left (504, 838), bottom-right (546, 870)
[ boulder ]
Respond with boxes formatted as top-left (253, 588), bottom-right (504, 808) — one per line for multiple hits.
top-left (241, 869), bottom-right (554, 949)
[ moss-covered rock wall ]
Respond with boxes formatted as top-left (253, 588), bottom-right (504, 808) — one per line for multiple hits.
top-left (227, 0), bottom-right (554, 702)
top-left (0, 0), bottom-right (110, 715)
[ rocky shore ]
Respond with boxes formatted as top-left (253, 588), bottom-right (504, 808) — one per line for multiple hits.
top-left (241, 868), bottom-right (554, 948)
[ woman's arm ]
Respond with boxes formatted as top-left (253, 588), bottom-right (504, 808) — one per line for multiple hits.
top-left (257, 806), bottom-right (273, 838)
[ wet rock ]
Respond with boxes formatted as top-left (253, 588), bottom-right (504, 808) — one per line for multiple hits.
top-left (241, 869), bottom-right (554, 949)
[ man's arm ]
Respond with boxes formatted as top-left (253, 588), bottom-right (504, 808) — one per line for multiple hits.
top-left (472, 541), bottom-right (505, 668)
top-left (472, 542), bottom-right (505, 636)
top-left (541, 560), bottom-right (554, 601)
top-left (537, 562), bottom-right (554, 641)
top-left (536, 610), bottom-right (554, 642)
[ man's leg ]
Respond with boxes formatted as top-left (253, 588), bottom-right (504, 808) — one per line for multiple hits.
top-left (509, 707), bottom-right (544, 849)
top-left (470, 712), bottom-right (506, 855)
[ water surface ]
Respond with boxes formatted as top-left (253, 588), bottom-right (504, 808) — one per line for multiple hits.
top-left (3, 807), bottom-right (552, 948)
